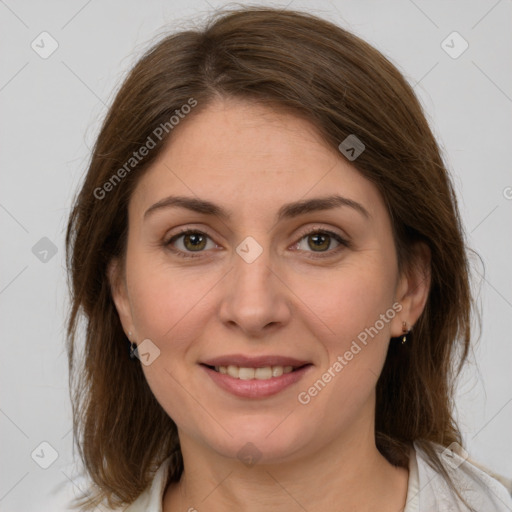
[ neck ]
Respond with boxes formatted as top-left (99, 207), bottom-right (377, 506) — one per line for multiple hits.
top-left (163, 425), bottom-right (409, 512)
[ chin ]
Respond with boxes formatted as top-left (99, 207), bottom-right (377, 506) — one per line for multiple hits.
top-left (195, 414), bottom-right (316, 465)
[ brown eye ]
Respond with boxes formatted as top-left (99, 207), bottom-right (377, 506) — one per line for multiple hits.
top-left (181, 232), bottom-right (207, 251)
top-left (294, 229), bottom-right (349, 258)
top-left (307, 232), bottom-right (331, 251)
top-left (165, 230), bottom-right (216, 258)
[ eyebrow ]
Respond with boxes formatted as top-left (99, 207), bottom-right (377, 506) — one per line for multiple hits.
top-left (143, 194), bottom-right (370, 222)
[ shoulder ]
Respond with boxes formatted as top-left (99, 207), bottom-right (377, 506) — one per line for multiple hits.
top-left (413, 440), bottom-right (512, 511)
top-left (107, 456), bottom-right (172, 512)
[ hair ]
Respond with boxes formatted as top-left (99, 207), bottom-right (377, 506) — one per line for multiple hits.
top-left (65, 5), bottom-right (474, 510)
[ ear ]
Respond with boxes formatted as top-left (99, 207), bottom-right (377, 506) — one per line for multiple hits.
top-left (391, 242), bottom-right (431, 337)
top-left (107, 258), bottom-right (135, 338)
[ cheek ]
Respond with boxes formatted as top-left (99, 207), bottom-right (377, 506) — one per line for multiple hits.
top-left (305, 258), bottom-right (398, 403)
top-left (293, 258), bottom-right (397, 346)
top-left (125, 259), bottom-right (214, 424)
top-left (294, 258), bottom-right (397, 407)
top-left (126, 250), bottom-right (215, 343)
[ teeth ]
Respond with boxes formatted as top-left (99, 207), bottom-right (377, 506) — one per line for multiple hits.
top-left (238, 367), bottom-right (255, 380)
top-left (272, 366), bottom-right (283, 377)
top-left (255, 367), bottom-right (272, 380)
top-left (213, 365), bottom-right (295, 380)
top-left (227, 365), bottom-right (239, 378)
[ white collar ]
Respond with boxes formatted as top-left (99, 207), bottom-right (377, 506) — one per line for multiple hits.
top-left (123, 441), bottom-right (512, 511)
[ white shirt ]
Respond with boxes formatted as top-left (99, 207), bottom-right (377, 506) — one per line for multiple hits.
top-left (117, 441), bottom-right (512, 511)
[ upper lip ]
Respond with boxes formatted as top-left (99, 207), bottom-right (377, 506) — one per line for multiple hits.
top-left (201, 354), bottom-right (311, 368)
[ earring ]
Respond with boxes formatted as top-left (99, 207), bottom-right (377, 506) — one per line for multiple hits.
top-left (401, 321), bottom-right (409, 344)
top-left (128, 332), bottom-right (138, 359)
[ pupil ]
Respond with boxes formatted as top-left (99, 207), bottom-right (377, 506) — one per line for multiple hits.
top-left (186, 234), bottom-right (205, 250)
top-left (309, 233), bottom-right (329, 251)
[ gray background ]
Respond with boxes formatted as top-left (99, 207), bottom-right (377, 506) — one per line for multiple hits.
top-left (1, 0), bottom-right (511, 510)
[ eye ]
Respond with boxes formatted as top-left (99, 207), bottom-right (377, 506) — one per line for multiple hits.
top-left (164, 229), bottom-right (219, 258)
top-left (164, 227), bottom-right (349, 259)
top-left (292, 228), bottom-right (349, 258)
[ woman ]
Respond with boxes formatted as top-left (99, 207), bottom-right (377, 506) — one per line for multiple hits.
top-left (65, 6), bottom-right (512, 511)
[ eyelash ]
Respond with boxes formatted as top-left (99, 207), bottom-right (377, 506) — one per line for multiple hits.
top-left (163, 227), bottom-right (350, 260)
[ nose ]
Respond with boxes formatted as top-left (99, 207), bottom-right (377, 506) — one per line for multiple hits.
top-left (218, 240), bottom-right (292, 338)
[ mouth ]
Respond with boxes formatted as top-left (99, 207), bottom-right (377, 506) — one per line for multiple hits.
top-left (201, 363), bottom-right (310, 381)
top-left (199, 355), bottom-right (313, 399)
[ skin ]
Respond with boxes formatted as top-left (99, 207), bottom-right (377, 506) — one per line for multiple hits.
top-left (109, 98), bottom-right (430, 512)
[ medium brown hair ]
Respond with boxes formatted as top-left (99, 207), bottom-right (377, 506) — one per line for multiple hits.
top-left (66, 5), bottom-right (473, 509)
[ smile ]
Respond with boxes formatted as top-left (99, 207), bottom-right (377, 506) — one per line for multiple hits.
top-left (209, 364), bottom-right (296, 380)
top-left (200, 357), bottom-right (313, 399)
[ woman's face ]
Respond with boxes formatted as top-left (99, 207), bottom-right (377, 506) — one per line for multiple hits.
top-left (110, 98), bottom-right (426, 464)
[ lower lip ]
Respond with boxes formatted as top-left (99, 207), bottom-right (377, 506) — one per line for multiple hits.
top-left (201, 364), bottom-right (312, 399)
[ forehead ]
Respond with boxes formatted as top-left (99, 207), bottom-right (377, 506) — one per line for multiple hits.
top-left (160, 98), bottom-right (337, 174)
top-left (129, 98), bottom-right (386, 224)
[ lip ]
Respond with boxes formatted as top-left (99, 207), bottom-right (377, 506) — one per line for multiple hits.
top-left (201, 354), bottom-right (311, 368)
top-left (200, 361), bottom-right (313, 399)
